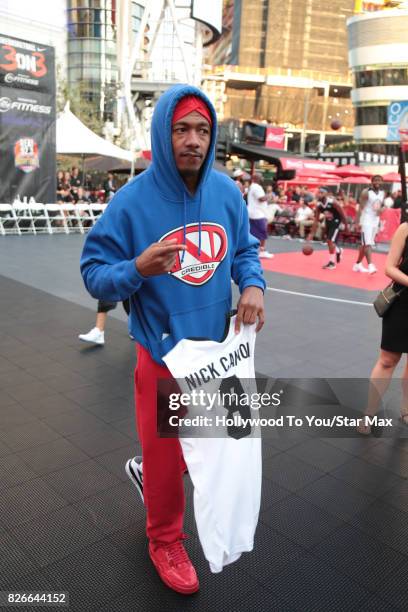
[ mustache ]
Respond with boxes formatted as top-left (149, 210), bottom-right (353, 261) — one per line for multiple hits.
top-left (180, 151), bottom-right (203, 158)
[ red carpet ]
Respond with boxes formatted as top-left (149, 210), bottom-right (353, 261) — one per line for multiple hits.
top-left (261, 248), bottom-right (388, 291)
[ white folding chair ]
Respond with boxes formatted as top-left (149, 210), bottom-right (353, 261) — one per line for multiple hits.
top-left (0, 204), bottom-right (21, 236)
top-left (12, 202), bottom-right (36, 234)
top-left (89, 203), bottom-right (107, 224)
top-left (29, 202), bottom-right (51, 234)
top-left (60, 202), bottom-right (84, 234)
top-left (45, 204), bottom-right (69, 234)
top-left (76, 202), bottom-right (93, 232)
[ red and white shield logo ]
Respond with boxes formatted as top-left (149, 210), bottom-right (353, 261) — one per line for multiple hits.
top-left (160, 223), bottom-right (228, 286)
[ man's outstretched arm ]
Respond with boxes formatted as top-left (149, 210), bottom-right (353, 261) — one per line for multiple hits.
top-left (231, 198), bottom-right (266, 333)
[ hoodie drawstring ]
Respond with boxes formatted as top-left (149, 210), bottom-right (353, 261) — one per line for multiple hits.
top-left (198, 190), bottom-right (202, 256)
top-left (180, 190), bottom-right (202, 263)
top-left (181, 192), bottom-right (187, 263)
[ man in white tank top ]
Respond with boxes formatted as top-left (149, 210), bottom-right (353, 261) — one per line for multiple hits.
top-left (353, 175), bottom-right (385, 274)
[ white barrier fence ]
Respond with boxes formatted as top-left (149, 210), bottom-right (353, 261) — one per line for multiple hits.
top-left (0, 200), bottom-right (107, 236)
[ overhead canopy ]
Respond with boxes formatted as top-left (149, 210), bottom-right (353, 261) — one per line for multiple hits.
top-left (85, 155), bottom-right (149, 173)
top-left (332, 165), bottom-right (372, 178)
top-left (230, 142), bottom-right (336, 179)
top-left (296, 168), bottom-right (339, 179)
top-left (382, 172), bottom-right (405, 182)
top-left (340, 176), bottom-right (371, 184)
top-left (79, 154), bottom-right (233, 177)
top-left (279, 175), bottom-right (340, 187)
top-left (56, 104), bottom-right (134, 162)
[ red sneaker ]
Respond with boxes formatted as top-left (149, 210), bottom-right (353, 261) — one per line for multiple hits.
top-left (149, 539), bottom-right (199, 595)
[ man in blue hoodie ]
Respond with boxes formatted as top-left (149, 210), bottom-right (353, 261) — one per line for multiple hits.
top-left (80, 85), bottom-right (265, 594)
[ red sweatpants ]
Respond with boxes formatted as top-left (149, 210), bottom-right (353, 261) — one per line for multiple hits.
top-left (134, 343), bottom-right (186, 544)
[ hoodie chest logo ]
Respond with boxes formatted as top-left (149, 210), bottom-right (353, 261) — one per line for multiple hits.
top-left (159, 223), bottom-right (228, 286)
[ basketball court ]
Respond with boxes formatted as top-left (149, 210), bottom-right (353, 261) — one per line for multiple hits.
top-left (261, 245), bottom-right (388, 291)
top-left (0, 234), bottom-right (407, 611)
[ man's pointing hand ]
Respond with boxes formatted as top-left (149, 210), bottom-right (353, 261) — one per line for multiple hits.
top-left (136, 239), bottom-right (186, 276)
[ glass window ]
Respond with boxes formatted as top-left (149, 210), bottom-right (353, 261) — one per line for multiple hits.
top-left (355, 68), bottom-right (408, 88)
top-left (132, 2), bottom-right (144, 18)
top-left (83, 66), bottom-right (102, 80)
top-left (355, 106), bottom-right (388, 126)
top-left (68, 0), bottom-right (88, 8)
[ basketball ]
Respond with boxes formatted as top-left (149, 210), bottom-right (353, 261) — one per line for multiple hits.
top-left (302, 244), bottom-right (314, 256)
top-left (330, 119), bottom-right (342, 131)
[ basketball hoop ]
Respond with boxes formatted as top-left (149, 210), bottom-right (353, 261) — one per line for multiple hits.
top-left (399, 127), bottom-right (408, 152)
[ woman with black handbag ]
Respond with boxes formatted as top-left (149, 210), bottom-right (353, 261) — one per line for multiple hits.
top-left (358, 222), bottom-right (408, 435)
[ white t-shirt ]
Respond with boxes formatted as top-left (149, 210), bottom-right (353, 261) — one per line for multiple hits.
top-left (295, 206), bottom-right (313, 223)
top-left (247, 183), bottom-right (268, 220)
top-left (265, 202), bottom-right (282, 223)
top-left (162, 317), bottom-right (262, 573)
top-left (360, 189), bottom-right (385, 227)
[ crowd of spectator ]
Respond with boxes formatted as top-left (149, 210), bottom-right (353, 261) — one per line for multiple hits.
top-left (233, 170), bottom-right (405, 244)
top-left (56, 168), bottom-right (119, 204)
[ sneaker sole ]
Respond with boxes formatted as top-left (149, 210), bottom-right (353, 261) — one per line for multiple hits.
top-left (78, 337), bottom-right (104, 345)
top-left (125, 459), bottom-right (144, 503)
top-left (149, 550), bottom-right (199, 595)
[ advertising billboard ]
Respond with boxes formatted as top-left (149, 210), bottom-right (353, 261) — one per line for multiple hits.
top-left (265, 127), bottom-right (285, 150)
top-left (191, 0), bottom-right (223, 46)
top-left (0, 34), bottom-right (56, 203)
top-left (387, 100), bottom-right (408, 142)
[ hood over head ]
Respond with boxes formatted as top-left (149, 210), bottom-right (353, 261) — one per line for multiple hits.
top-left (149, 84), bottom-right (217, 202)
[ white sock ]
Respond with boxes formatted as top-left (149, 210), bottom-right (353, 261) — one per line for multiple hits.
top-left (329, 254), bottom-right (336, 263)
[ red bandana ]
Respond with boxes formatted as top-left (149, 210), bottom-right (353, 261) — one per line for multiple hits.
top-left (172, 95), bottom-right (212, 126)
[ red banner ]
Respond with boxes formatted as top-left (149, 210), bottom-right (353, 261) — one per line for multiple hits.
top-left (376, 208), bottom-right (401, 243)
top-left (265, 127), bottom-right (285, 149)
top-left (280, 158), bottom-right (337, 172)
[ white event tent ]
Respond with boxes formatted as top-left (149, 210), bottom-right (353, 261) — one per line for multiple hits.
top-left (56, 103), bottom-right (134, 162)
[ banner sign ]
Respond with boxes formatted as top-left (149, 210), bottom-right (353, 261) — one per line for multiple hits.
top-left (387, 100), bottom-right (408, 142)
top-left (0, 34), bottom-right (56, 203)
top-left (376, 208), bottom-right (401, 243)
top-left (265, 127), bottom-right (285, 150)
top-left (280, 158), bottom-right (338, 172)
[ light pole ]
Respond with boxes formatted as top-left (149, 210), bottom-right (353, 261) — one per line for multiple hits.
top-left (299, 87), bottom-right (311, 156)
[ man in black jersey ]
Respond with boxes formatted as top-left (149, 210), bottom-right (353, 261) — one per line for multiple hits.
top-left (307, 188), bottom-right (348, 270)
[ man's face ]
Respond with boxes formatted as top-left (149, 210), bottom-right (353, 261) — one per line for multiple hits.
top-left (172, 111), bottom-right (211, 176)
top-left (372, 176), bottom-right (383, 190)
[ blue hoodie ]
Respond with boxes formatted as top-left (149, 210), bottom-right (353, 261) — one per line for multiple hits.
top-left (80, 84), bottom-right (265, 364)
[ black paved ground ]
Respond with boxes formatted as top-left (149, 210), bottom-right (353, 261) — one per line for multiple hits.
top-left (0, 235), bottom-right (407, 611)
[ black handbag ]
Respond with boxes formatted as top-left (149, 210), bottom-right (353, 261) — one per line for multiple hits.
top-left (373, 283), bottom-right (405, 317)
top-left (373, 252), bottom-right (408, 317)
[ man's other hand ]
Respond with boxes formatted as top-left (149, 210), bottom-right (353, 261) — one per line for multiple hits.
top-left (136, 239), bottom-right (186, 276)
top-left (235, 286), bottom-right (265, 333)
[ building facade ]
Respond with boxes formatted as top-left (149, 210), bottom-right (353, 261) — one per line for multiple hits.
top-left (204, 0), bottom-right (356, 153)
top-left (66, 0), bottom-right (220, 146)
top-left (67, 0), bottom-right (122, 123)
top-left (117, 0), bottom-right (222, 148)
top-left (347, 7), bottom-right (408, 153)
